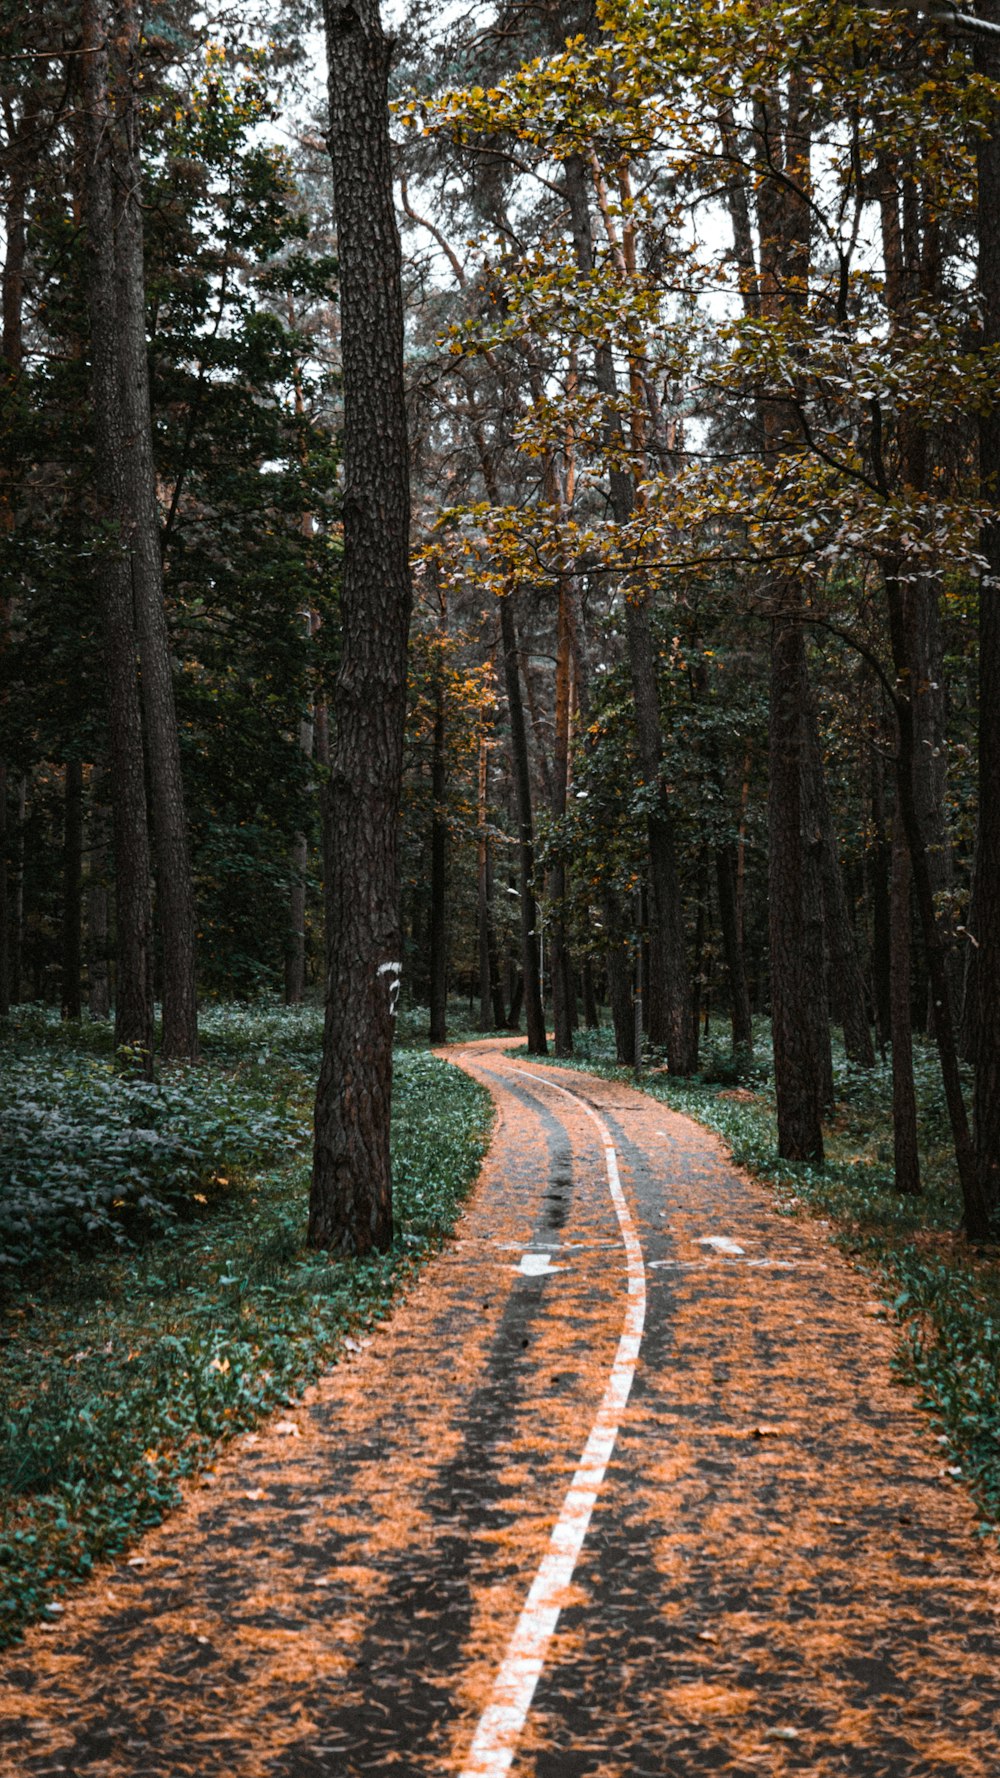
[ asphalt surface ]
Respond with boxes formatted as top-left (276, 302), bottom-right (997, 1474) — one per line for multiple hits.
top-left (0, 1038), bottom-right (997, 1777)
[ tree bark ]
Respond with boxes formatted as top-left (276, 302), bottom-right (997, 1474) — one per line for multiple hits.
top-left (884, 567), bottom-right (990, 1235)
top-left (82, 0), bottom-right (154, 1065)
top-left (563, 149), bottom-right (694, 1072)
top-left (285, 610), bottom-right (320, 1005)
top-left (602, 889), bottom-right (636, 1066)
top-left (890, 812), bottom-right (921, 1195)
top-left (310, 0), bottom-right (413, 1254)
top-left (972, 0), bottom-right (1000, 1219)
top-left (61, 760), bottom-right (83, 1021)
top-left (0, 160), bottom-right (25, 1021)
top-left (869, 746), bottom-right (892, 1049)
top-left (769, 602), bottom-right (824, 1160)
top-left (582, 957), bottom-right (599, 1029)
top-left (549, 585), bottom-right (574, 1057)
top-left (0, 764), bottom-right (7, 1018)
top-left (96, 0), bottom-right (198, 1059)
top-left (715, 842), bottom-right (753, 1059)
top-left (86, 769), bottom-right (112, 1020)
top-left (806, 704), bottom-right (876, 1068)
top-left (476, 732), bottom-right (504, 1030)
top-left (428, 672), bottom-right (448, 1044)
top-left (499, 593), bottom-right (546, 1054)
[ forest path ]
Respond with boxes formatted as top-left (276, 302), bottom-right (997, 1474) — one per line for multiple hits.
top-left (0, 1038), bottom-right (997, 1777)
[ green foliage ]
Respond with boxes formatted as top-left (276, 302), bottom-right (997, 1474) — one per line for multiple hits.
top-left (0, 1008), bottom-right (300, 1271)
top-left (0, 1014), bottom-right (492, 1647)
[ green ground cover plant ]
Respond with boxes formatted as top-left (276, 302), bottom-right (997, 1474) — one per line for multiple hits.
top-left (0, 1006), bottom-right (492, 1648)
top-left (541, 1023), bottom-right (1000, 1537)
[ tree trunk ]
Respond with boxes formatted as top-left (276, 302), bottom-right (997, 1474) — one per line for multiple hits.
top-left (476, 732), bottom-right (504, 1030)
top-left (690, 846), bottom-right (710, 1068)
top-left (549, 585), bottom-right (574, 1057)
top-left (884, 567), bottom-right (990, 1235)
top-left (800, 741), bottom-right (833, 1109)
top-left (582, 957), bottom-right (599, 1029)
top-left (0, 764), bottom-right (7, 1018)
top-left (111, 0), bottom-right (198, 1059)
top-left (972, 0), bottom-right (1000, 1219)
top-left (602, 890), bottom-right (636, 1066)
top-left (890, 812), bottom-right (921, 1195)
top-left (624, 596), bottom-right (696, 1072)
top-left (87, 769), bottom-right (112, 1020)
top-left (499, 593), bottom-right (546, 1055)
top-left (310, 0), bottom-right (413, 1254)
top-left (82, 0), bottom-right (154, 1066)
top-left (715, 841), bottom-right (753, 1059)
top-left (507, 969), bottom-right (524, 1032)
top-left (869, 747), bottom-right (892, 1050)
top-left (285, 615), bottom-right (319, 1005)
top-left (61, 760), bottom-right (83, 1021)
top-left (428, 673), bottom-right (448, 1044)
top-left (806, 704), bottom-right (875, 1068)
top-left (9, 774), bottom-right (25, 1006)
top-left (0, 163), bottom-right (25, 1022)
top-left (563, 147), bottom-right (693, 1073)
top-left (769, 601), bottom-right (824, 1160)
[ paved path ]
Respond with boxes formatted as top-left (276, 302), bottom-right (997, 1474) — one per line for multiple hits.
top-left (0, 1040), bottom-right (997, 1776)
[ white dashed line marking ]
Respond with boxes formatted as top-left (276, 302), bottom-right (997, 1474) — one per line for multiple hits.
top-left (457, 1068), bottom-right (646, 1778)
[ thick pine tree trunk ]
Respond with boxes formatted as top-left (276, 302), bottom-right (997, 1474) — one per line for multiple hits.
top-left (310, 0), bottom-right (413, 1254)
top-left (82, 0), bottom-right (153, 1065)
top-left (0, 765), bottom-right (7, 1018)
top-left (1, 166), bottom-right (25, 1021)
top-left (499, 594), bottom-right (546, 1055)
top-left (972, 2), bottom-right (1000, 1219)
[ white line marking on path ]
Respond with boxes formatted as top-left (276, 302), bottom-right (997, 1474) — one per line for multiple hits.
top-left (515, 1251), bottom-right (566, 1276)
top-left (457, 1067), bottom-right (646, 1778)
top-left (698, 1236), bottom-right (745, 1255)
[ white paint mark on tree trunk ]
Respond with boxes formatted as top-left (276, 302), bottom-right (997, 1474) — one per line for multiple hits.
top-left (377, 960), bottom-right (402, 1017)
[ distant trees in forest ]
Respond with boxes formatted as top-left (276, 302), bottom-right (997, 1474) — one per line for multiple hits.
top-left (3, 0), bottom-right (1000, 1242)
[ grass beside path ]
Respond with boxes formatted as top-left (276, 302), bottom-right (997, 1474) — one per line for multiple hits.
top-left (0, 1005), bottom-right (492, 1649)
top-left (535, 1024), bottom-right (1000, 1541)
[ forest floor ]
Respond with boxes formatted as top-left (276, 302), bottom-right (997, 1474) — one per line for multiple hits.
top-left (0, 1036), bottom-right (996, 1777)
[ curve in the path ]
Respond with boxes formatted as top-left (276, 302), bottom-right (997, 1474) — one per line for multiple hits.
top-left (0, 1037), bottom-right (996, 1778)
top-left (459, 1067), bottom-right (646, 1778)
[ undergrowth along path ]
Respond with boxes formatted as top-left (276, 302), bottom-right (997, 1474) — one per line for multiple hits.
top-left (0, 1038), bottom-right (996, 1776)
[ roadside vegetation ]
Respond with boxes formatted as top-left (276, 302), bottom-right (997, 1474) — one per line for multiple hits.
top-left (0, 1004), bottom-right (492, 1649)
top-left (540, 1023), bottom-right (1000, 1540)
